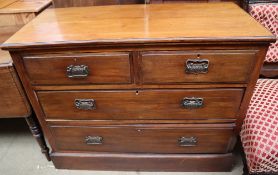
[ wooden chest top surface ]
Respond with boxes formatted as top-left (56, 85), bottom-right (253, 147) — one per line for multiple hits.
top-left (2, 3), bottom-right (275, 50)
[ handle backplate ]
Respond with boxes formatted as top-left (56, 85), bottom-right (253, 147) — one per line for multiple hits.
top-left (185, 59), bottom-right (209, 74)
top-left (178, 136), bottom-right (198, 146)
top-left (67, 65), bottom-right (89, 78)
top-left (181, 97), bottom-right (204, 109)
top-left (75, 99), bottom-right (96, 110)
top-left (85, 136), bottom-right (103, 145)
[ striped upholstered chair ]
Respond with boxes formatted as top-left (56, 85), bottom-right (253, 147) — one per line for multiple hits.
top-left (240, 1), bottom-right (278, 174)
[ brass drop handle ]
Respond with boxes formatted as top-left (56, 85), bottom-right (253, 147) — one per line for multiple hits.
top-left (181, 97), bottom-right (204, 109)
top-left (185, 59), bottom-right (209, 74)
top-left (67, 65), bottom-right (89, 78)
top-left (75, 99), bottom-right (96, 110)
top-left (178, 137), bottom-right (198, 146)
top-left (85, 136), bottom-right (103, 145)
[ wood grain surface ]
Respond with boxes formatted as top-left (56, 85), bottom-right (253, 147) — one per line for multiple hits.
top-left (51, 152), bottom-right (235, 171)
top-left (141, 50), bottom-right (258, 83)
top-left (52, 0), bottom-right (145, 8)
top-left (0, 0), bottom-right (17, 9)
top-left (37, 89), bottom-right (244, 120)
top-left (23, 52), bottom-right (132, 85)
top-left (50, 123), bottom-right (236, 153)
top-left (2, 3), bottom-right (274, 49)
top-left (0, 50), bottom-right (12, 67)
top-left (0, 0), bottom-right (52, 13)
top-left (0, 66), bottom-right (30, 118)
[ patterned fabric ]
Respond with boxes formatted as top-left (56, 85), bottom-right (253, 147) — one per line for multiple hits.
top-left (249, 4), bottom-right (278, 63)
top-left (241, 79), bottom-right (278, 173)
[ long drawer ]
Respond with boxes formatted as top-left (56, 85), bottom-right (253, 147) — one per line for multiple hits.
top-left (23, 52), bottom-right (132, 85)
top-left (38, 88), bottom-right (244, 120)
top-left (50, 123), bottom-right (236, 154)
top-left (141, 50), bottom-right (257, 84)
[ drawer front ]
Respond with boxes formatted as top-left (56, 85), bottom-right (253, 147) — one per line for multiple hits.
top-left (141, 50), bottom-right (257, 83)
top-left (50, 124), bottom-right (236, 154)
top-left (23, 52), bottom-right (131, 85)
top-left (38, 89), bottom-right (243, 120)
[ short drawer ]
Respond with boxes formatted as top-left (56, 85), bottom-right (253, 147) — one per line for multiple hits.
top-left (38, 89), bottom-right (243, 120)
top-left (50, 123), bottom-right (236, 154)
top-left (23, 52), bottom-right (132, 85)
top-left (141, 50), bottom-right (257, 83)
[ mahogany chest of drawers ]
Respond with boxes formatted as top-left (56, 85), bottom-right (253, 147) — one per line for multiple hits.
top-left (1, 3), bottom-right (275, 172)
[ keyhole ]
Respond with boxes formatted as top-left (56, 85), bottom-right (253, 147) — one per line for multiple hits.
top-left (197, 54), bottom-right (200, 58)
top-left (136, 91), bottom-right (139, 95)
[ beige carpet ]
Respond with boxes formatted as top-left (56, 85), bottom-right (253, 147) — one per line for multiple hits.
top-left (0, 118), bottom-right (243, 175)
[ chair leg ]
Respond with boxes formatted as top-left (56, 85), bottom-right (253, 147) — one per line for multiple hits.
top-left (25, 115), bottom-right (51, 161)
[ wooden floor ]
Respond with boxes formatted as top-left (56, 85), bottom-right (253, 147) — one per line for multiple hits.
top-left (0, 118), bottom-right (244, 175)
